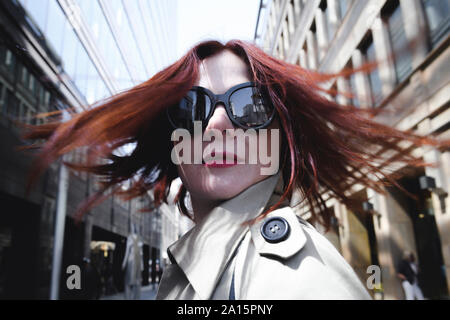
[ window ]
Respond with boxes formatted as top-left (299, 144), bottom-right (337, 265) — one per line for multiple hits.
top-left (287, 2), bottom-right (295, 36)
top-left (422, 0), bottom-right (450, 48)
top-left (95, 77), bottom-right (109, 101)
top-left (21, 65), bottom-right (28, 85)
top-left (22, 0), bottom-right (49, 33)
top-left (85, 59), bottom-right (107, 104)
top-left (145, 0), bottom-right (174, 73)
top-left (349, 72), bottom-right (358, 107)
top-left (358, 32), bottom-right (383, 107)
top-left (307, 21), bottom-right (319, 69)
top-left (28, 73), bottom-right (36, 95)
top-left (124, 0), bottom-right (159, 77)
top-left (1, 48), bottom-right (16, 80)
top-left (383, 1), bottom-right (412, 83)
top-left (269, 6), bottom-right (276, 40)
top-left (5, 49), bottom-right (13, 67)
top-left (5, 89), bottom-right (20, 120)
top-left (17, 63), bottom-right (36, 96)
top-left (45, 0), bottom-right (66, 54)
top-left (74, 45), bottom-right (89, 95)
top-left (79, 0), bottom-right (132, 91)
top-left (109, 0), bottom-right (148, 83)
top-left (338, 0), bottom-right (351, 20)
top-left (291, 0), bottom-right (302, 25)
top-left (299, 43), bottom-right (309, 69)
top-left (320, 0), bottom-right (335, 43)
top-left (39, 88), bottom-right (51, 112)
top-left (60, 21), bottom-right (78, 80)
top-left (278, 35), bottom-right (285, 60)
top-left (361, 36), bottom-right (383, 107)
top-left (21, 101), bottom-right (36, 125)
top-left (35, 81), bottom-right (42, 103)
top-left (346, 61), bottom-right (359, 107)
top-left (44, 91), bottom-right (50, 107)
top-left (282, 19), bottom-right (290, 52)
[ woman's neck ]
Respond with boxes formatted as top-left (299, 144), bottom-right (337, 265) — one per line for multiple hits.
top-left (190, 195), bottom-right (221, 224)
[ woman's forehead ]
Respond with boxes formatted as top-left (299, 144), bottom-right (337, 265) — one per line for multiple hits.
top-left (196, 49), bottom-right (252, 94)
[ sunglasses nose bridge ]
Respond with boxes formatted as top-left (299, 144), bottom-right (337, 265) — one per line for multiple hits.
top-left (213, 93), bottom-right (227, 107)
top-left (213, 100), bottom-right (226, 109)
top-left (210, 93), bottom-right (227, 114)
top-left (205, 99), bottom-right (234, 132)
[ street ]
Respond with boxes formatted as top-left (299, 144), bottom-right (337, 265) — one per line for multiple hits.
top-left (100, 285), bottom-right (158, 300)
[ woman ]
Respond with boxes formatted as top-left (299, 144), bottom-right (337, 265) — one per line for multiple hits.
top-left (24, 40), bottom-right (448, 299)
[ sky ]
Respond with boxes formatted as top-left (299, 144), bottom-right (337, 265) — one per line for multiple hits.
top-left (176, 0), bottom-right (261, 59)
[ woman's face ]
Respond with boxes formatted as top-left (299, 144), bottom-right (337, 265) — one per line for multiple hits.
top-left (174, 49), bottom-right (280, 205)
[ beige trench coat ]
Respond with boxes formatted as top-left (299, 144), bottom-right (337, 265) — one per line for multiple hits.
top-left (156, 172), bottom-right (372, 300)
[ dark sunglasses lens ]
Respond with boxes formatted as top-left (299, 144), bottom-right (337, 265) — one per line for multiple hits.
top-left (168, 90), bottom-right (211, 131)
top-left (229, 87), bottom-right (274, 128)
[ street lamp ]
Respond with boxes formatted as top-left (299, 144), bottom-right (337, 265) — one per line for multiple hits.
top-left (418, 175), bottom-right (447, 214)
top-left (363, 200), bottom-right (382, 228)
top-left (362, 201), bottom-right (374, 212)
top-left (418, 175), bottom-right (448, 197)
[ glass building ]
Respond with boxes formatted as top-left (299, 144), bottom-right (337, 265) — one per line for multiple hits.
top-left (256, 0), bottom-right (450, 300)
top-left (17, 0), bottom-right (177, 105)
top-left (0, 0), bottom-right (175, 299)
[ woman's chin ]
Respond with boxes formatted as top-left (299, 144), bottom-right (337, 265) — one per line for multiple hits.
top-left (179, 163), bottom-right (271, 202)
top-left (200, 174), bottom-right (266, 201)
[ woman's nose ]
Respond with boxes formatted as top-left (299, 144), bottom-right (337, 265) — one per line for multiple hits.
top-left (204, 103), bottom-right (234, 133)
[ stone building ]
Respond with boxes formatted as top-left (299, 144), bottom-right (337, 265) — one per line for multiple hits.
top-left (255, 0), bottom-right (449, 299)
top-left (0, 0), bottom-right (175, 299)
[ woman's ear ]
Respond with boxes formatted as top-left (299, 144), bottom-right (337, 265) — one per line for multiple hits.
top-left (175, 184), bottom-right (195, 222)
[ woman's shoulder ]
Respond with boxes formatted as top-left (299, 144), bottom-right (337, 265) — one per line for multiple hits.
top-left (246, 206), bottom-right (372, 299)
top-left (248, 205), bottom-right (340, 261)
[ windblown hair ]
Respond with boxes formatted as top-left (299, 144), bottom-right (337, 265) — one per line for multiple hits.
top-left (23, 39), bottom-right (449, 229)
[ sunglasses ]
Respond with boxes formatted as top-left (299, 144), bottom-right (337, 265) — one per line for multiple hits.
top-left (167, 82), bottom-right (276, 132)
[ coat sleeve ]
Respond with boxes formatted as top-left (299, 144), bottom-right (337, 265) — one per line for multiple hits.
top-left (293, 220), bottom-right (373, 299)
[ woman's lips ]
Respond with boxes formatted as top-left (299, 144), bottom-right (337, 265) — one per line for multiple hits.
top-left (203, 162), bottom-right (237, 168)
top-left (202, 152), bottom-right (239, 168)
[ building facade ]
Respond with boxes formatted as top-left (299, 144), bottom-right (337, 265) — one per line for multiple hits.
top-left (0, 0), bottom-right (176, 299)
top-left (256, 0), bottom-right (449, 299)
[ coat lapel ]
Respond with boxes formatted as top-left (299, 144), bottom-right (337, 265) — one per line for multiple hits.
top-left (167, 172), bottom-right (283, 299)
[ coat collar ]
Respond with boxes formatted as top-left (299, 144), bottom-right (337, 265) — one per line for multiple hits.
top-left (167, 172), bottom-right (283, 300)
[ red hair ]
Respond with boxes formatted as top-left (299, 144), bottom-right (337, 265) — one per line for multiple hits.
top-left (22, 39), bottom-right (450, 229)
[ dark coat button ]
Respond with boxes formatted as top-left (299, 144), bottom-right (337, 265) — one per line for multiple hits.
top-left (260, 217), bottom-right (290, 243)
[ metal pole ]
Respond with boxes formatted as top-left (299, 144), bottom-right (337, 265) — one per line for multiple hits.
top-left (50, 158), bottom-right (69, 300)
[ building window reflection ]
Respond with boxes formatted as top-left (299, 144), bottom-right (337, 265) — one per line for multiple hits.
top-left (18, 0), bottom-right (111, 105)
top-left (422, 0), bottom-right (450, 48)
top-left (45, 0), bottom-right (66, 54)
top-left (60, 21), bottom-right (78, 81)
top-left (19, 0), bottom-right (50, 33)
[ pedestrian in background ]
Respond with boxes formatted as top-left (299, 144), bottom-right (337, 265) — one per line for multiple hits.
top-left (81, 257), bottom-right (101, 300)
top-left (122, 227), bottom-right (143, 300)
top-left (397, 251), bottom-right (425, 300)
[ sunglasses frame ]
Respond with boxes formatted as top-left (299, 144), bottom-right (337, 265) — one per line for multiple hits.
top-left (167, 81), bottom-right (276, 131)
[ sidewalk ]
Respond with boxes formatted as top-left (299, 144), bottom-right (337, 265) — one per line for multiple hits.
top-left (100, 285), bottom-right (158, 300)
